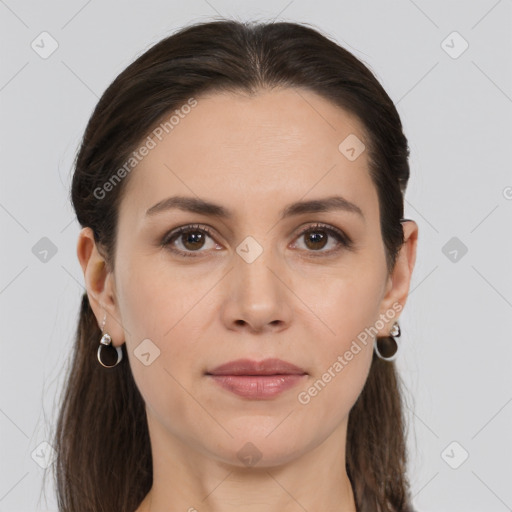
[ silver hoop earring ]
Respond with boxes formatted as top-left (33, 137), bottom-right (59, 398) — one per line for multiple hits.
top-left (97, 312), bottom-right (123, 368)
top-left (374, 321), bottom-right (401, 361)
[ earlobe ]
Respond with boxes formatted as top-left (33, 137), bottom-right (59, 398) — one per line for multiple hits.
top-left (377, 220), bottom-right (419, 333)
top-left (76, 227), bottom-right (124, 346)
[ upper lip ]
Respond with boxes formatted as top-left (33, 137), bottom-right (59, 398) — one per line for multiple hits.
top-left (206, 358), bottom-right (307, 376)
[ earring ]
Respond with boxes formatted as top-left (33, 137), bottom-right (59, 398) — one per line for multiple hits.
top-left (97, 312), bottom-right (123, 368)
top-left (374, 321), bottom-right (401, 361)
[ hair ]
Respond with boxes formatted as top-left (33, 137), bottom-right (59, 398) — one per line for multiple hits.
top-left (51, 18), bottom-right (416, 512)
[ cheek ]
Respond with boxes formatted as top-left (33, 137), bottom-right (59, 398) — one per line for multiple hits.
top-left (116, 250), bottom-right (205, 340)
top-left (295, 262), bottom-right (383, 400)
top-left (116, 254), bottom-right (210, 392)
top-left (300, 259), bottom-right (385, 344)
top-left (293, 277), bottom-right (380, 431)
top-left (296, 344), bottom-right (372, 439)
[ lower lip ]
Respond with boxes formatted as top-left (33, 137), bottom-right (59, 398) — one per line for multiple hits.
top-left (207, 374), bottom-right (307, 399)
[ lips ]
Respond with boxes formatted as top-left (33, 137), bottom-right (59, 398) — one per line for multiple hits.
top-left (206, 358), bottom-right (307, 376)
top-left (206, 358), bottom-right (307, 399)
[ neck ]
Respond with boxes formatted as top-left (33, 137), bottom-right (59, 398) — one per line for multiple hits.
top-left (135, 414), bottom-right (357, 512)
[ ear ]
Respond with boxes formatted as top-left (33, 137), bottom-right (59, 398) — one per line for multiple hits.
top-left (376, 220), bottom-right (418, 336)
top-left (76, 227), bottom-right (125, 347)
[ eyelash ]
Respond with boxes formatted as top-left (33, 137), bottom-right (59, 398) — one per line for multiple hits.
top-left (161, 222), bottom-right (353, 258)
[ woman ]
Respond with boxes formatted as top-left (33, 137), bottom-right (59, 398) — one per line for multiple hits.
top-left (53, 19), bottom-right (419, 512)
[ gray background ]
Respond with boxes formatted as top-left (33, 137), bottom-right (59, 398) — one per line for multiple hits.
top-left (1, 1), bottom-right (511, 511)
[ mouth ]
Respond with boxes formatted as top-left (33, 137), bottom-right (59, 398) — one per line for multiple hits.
top-left (206, 358), bottom-right (307, 376)
top-left (205, 358), bottom-right (308, 399)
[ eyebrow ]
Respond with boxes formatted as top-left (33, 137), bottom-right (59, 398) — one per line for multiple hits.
top-left (145, 195), bottom-right (364, 220)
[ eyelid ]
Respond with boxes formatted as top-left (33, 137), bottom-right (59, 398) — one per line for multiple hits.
top-left (160, 223), bottom-right (219, 258)
top-left (291, 222), bottom-right (353, 255)
top-left (295, 222), bottom-right (352, 245)
top-left (161, 221), bottom-right (353, 257)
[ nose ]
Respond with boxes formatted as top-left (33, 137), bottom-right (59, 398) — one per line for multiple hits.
top-left (220, 240), bottom-right (293, 334)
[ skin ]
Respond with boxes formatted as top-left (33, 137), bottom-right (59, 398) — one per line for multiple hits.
top-left (77, 87), bottom-right (418, 512)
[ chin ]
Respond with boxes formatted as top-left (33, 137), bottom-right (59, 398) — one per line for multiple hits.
top-left (206, 430), bottom-right (309, 470)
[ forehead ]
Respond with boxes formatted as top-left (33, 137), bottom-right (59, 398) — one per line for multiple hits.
top-left (119, 87), bottom-right (377, 223)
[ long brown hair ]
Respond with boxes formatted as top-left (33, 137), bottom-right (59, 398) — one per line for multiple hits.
top-left (51, 19), bottom-right (416, 512)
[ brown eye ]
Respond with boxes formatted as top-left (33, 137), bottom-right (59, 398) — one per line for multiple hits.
top-left (293, 223), bottom-right (352, 255)
top-left (162, 224), bottom-right (219, 257)
top-left (303, 230), bottom-right (328, 250)
top-left (162, 222), bottom-right (352, 259)
top-left (179, 230), bottom-right (207, 251)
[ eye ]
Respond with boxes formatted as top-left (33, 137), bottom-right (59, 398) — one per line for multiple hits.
top-left (161, 222), bottom-right (353, 258)
top-left (161, 224), bottom-right (220, 257)
top-left (291, 223), bottom-right (352, 256)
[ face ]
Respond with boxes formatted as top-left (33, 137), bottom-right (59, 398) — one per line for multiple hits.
top-left (81, 87), bottom-right (414, 468)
